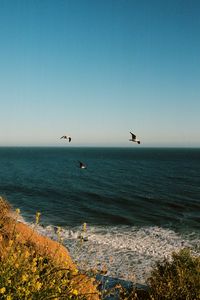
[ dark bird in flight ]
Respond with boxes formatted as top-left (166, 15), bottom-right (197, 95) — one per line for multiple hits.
top-left (60, 135), bottom-right (71, 142)
top-left (129, 132), bottom-right (141, 144)
top-left (78, 161), bottom-right (87, 169)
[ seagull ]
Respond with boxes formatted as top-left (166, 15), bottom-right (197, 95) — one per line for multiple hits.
top-left (78, 161), bottom-right (87, 169)
top-left (60, 135), bottom-right (71, 142)
top-left (129, 132), bottom-right (141, 144)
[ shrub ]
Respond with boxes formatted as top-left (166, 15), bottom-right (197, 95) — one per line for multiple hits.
top-left (147, 248), bottom-right (200, 300)
top-left (0, 198), bottom-right (90, 300)
top-left (0, 242), bottom-right (82, 299)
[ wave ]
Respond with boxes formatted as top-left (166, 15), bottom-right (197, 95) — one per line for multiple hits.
top-left (0, 183), bottom-right (64, 198)
top-left (22, 221), bottom-right (200, 284)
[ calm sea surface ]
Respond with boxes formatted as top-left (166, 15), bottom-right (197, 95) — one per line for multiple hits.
top-left (0, 147), bottom-right (199, 283)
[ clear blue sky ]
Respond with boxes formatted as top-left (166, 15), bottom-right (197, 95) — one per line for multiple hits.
top-left (0, 0), bottom-right (200, 147)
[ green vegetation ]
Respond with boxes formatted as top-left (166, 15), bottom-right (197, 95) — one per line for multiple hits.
top-left (0, 197), bottom-right (97, 300)
top-left (147, 248), bottom-right (200, 300)
top-left (0, 197), bottom-right (199, 299)
top-left (118, 249), bottom-right (200, 300)
top-left (0, 245), bottom-right (81, 299)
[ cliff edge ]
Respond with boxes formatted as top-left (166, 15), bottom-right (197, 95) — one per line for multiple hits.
top-left (0, 196), bottom-right (99, 300)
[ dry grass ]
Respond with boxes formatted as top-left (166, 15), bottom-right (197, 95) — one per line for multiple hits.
top-left (0, 196), bottom-right (99, 300)
top-left (0, 196), bottom-right (199, 300)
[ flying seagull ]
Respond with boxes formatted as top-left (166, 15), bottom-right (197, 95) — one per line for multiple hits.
top-left (129, 132), bottom-right (141, 144)
top-left (78, 161), bottom-right (87, 169)
top-left (60, 135), bottom-right (71, 142)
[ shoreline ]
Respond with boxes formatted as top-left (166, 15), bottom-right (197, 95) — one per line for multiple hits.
top-left (16, 215), bottom-right (200, 287)
top-left (1, 197), bottom-right (150, 299)
top-left (29, 222), bottom-right (200, 278)
top-left (0, 196), bottom-right (199, 299)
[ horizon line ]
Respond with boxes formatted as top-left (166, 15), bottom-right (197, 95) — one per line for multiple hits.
top-left (0, 145), bottom-right (200, 149)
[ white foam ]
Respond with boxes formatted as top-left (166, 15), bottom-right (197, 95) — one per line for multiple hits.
top-left (22, 222), bottom-right (200, 284)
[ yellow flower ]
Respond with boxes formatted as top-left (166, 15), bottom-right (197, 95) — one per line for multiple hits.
top-left (35, 212), bottom-right (41, 224)
top-left (35, 282), bottom-right (42, 291)
top-left (32, 257), bottom-right (37, 266)
top-left (72, 289), bottom-right (78, 296)
top-left (16, 208), bottom-right (20, 214)
top-left (6, 296), bottom-right (12, 300)
top-left (31, 267), bottom-right (37, 273)
top-left (8, 240), bottom-right (13, 247)
top-left (72, 269), bottom-right (78, 275)
top-left (22, 274), bottom-right (28, 282)
top-left (0, 287), bottom-right (6, 294)
top-left (24, 250), bottom-right (30, 258)
top-left (82, 222), bottom-right (87, 232)
top-left (15, 233), bottom-right (20, 239)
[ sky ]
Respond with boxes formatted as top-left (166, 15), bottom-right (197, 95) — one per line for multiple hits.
top-left (0, 0), bottom-right (200, 147)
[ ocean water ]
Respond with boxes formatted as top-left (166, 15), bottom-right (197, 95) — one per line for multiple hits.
top-left (0, 147), bottom-right (199, 283)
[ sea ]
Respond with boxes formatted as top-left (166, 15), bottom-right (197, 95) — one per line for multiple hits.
top-left (0, 147), bottom-right (199, 284)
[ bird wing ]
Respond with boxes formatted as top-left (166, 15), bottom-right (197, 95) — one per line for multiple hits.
top-left (130, 132), bottom-right (136, 139)
top-left (79, 161), bottom-right (86, 168)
